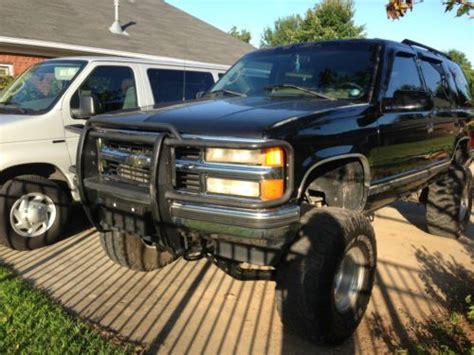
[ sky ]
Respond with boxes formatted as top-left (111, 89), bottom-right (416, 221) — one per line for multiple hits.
top-left (166, 0), bottom-right (474, 64)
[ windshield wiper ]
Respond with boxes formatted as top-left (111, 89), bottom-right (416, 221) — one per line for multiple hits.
top-left (264, 85), bottom-right (335, 100)
top-left (207, 89), bottom-right (247, 98)
top-left (0, 102), bottom-right (28, 114)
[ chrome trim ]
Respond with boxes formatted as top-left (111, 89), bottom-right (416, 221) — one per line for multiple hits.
top-left (175, 159), bottom-right (283, 180)
top-left (99, 146), bottom-right (153, 169)
top-left (170, 202), bottom-right (300, 229)
top-left (369, 160), bottom-right (450, 195)
top-left (181, 134), bottom-right (268, 143)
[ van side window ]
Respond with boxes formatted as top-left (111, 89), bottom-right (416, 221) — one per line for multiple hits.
top-left (419, 59), bottom-right (452, 108)
top-left (184, 71), bottom-right (214, 100)
top-left (147, 69), bottom-right (215, 104)
top-left (71, 66), bottom-right (137, 114)
top-left (148, 69), bottom-right (184, 103)
top-left (386, 55), bottom-right (424, 98)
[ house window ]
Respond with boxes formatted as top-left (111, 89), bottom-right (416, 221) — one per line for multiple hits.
top-left (0, 64), bottom-right (13, 78)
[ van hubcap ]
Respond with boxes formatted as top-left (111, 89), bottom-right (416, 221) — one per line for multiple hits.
top-left (10, 193), bottom-right (56, 237)
top-left (333, 243), bottom-right (367, 313)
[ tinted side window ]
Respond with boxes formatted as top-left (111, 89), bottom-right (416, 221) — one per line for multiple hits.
top-left (449, 63), bottom-right (472, 106)
top-left (72, 66), bottom-right (137, 114)
top-left (419, 59), bottom-right (452, 108)
top-left (184, 71), bottom-right (214, 100)
top-left (148, 69), bottom-right (184, 104)
top-left (386, 55), bottom-right (424, 97)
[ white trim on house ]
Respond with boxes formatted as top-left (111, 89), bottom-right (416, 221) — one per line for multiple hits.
top-left (0, 36), bottom-right (230, 71)
top-left (0, 63), bottom-right (13, 77)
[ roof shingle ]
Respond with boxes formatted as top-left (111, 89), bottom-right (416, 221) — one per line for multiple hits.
top-left (0, 0), bottom-right (254, 65)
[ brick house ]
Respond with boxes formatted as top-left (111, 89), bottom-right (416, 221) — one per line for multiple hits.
top-left (0, 0), bottom-right (254, 77)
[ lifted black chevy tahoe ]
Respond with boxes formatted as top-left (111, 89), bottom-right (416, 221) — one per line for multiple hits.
top-left (76, 39), bottom-right (473, 344)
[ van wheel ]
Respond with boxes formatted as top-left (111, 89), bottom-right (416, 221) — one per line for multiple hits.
top-left (0, 175), bottom-right (70, 250)
top-left (100, 230), bottom-right (178, 272)
top-left (426, 165), bottom-right (472, 238)
top-left (275, 207), bottom-right (376, 344)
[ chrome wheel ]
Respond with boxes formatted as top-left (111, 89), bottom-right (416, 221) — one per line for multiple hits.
top-left (333, 243), bottom-right (367, 313)
top-left (9, 193), bottom-right (57, 237)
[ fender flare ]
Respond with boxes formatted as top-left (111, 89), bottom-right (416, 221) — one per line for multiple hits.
top-left (297, 153), bottom-right (371, 211)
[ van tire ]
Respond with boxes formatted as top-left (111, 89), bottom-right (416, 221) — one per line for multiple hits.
top-left (100, 230), bottom-right (178, 271)
top-left (275, 207), bottom-right (377, 344)
top-left (426, 165), bottom-right (472, 238)
top-left (0, 175), bottom-right (70, 250)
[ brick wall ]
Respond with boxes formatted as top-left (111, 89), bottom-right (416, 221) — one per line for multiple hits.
top-left (0, 53), bottom-right (49, 76)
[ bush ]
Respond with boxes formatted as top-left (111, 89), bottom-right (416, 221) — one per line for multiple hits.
top-left (0, 76), bottom-right (14, 92)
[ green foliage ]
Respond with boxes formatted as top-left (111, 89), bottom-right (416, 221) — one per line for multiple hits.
top-left (261, 0), bottom-right (365, 47)
top-left (228, 26), bottom-right (252, 43)
top-left (386, 0), bottom-right (474, 20)
top-left (447, 49), bottom-right (474, 99)
top-left (0, 265), bottom-right (138, 354)
top-left (445, 0), bottom-right (474, 18)
top-left (0, 76), bottom-right (14, 92)
top-left (467, 295), bottom-right (474, 323)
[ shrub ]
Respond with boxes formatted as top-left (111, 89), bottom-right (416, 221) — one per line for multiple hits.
top-left (0, 76), bottom-right (14, 92)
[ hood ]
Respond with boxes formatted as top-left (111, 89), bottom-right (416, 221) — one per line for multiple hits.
top-left (92, 97), bottom-right (362, 139)
top-left (0, 113), bottom-right (64, 144)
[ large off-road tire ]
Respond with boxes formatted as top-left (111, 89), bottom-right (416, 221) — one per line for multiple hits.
top-left (276, 207), bottom-right (377, 345)
top-left (426, 165), bottom-right (472, 238)
top-left (0, 175), bottom-right (70, 250)
top-left (100, 230), bottom-right (178, 271)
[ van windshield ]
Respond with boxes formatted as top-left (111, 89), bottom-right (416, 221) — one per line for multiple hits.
top-left (0, 60), bottom-right (86, 114)
top-left (210, 42), bottom-right (379, 102)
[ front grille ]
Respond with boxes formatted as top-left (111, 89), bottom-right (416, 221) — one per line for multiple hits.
top-left (175, 146), bottom-right (201, 161)
top-left (176, 172), bottom-right (201, 192)
top-left (99, 140), bottom-right (153, 186)
top-left (105, 161), bottom-right (151, 184)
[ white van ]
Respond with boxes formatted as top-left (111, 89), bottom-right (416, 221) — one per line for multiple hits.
top-left (0, 56), bottom-right (228, 250)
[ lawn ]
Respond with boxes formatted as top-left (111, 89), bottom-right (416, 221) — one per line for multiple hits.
top-left (0, 264), bottom-right (140, 354)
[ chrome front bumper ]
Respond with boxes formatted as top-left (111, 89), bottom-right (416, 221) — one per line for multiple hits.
top-left (171, 202), bottom-right (301, 246)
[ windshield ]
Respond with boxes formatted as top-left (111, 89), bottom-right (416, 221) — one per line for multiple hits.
top-left (0, 60), bottom-right (86, 114)
top-left (211, 43), bottom-right (379, 102)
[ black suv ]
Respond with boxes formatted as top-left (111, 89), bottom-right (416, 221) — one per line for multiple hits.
top-left (76, 39), bottom-right (473, 344)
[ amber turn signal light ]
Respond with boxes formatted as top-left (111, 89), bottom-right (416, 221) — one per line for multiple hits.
top-left (261, 179), bottom-right (285, 201)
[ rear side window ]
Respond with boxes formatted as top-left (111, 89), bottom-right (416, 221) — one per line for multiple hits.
top-left (184, 71), bottom-right (214, 100)
top-left (386, 55), bottom-right (424, 97)
top-left (147, 69), bottom-right (214, 104)
top-left (72, 66), bottom-right (137, 114)
top-left (419, 59), bottom-right (452, 108)
top-left (448, 63), bottom-right (472, 106)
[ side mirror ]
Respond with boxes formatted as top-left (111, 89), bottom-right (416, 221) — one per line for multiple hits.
top-left (195, 91), bottom-right (206, 99)
top-left (71, 95), bottom-right (97, 119)
top-left (382, 90), bottom-right (433, 112)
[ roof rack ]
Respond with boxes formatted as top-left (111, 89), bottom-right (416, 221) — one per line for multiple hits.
top-left (402, 39), bottom-right (452, 60)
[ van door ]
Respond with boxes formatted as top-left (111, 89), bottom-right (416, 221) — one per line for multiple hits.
top-left (62, 64), bottom-right (140, 166)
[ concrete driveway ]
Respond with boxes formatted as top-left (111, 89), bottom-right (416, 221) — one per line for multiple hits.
top-left (0, 201), bottom-right (472, 354)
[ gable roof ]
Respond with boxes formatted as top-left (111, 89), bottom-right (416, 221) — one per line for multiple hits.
top-left (0, 0), bottom-right (254, 65)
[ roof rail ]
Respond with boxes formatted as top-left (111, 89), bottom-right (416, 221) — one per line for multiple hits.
top-left (402, 39), bottom-right (452, 60)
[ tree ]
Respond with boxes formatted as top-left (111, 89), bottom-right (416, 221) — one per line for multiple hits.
top-left (386, 0), bottom-right (474, 20)
top-left (228, 26), bottom-right (252, 43)
top-left (261, 0), bottom-right (365, 47)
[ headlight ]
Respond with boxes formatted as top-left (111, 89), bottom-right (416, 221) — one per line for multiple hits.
top-left (204, 147), bottom-right (286, 201)
top-left (205, 147), bottom-right (285, 167)
top-left (206, 178), bottom-right (260, 198)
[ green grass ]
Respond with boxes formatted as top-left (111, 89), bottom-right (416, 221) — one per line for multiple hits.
top-left (0, 264), bottom-right (138, 354)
